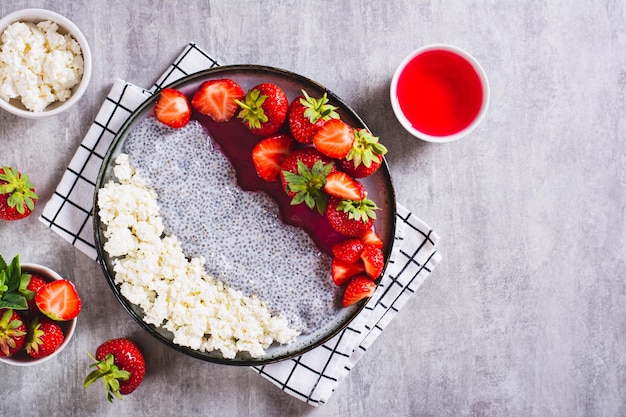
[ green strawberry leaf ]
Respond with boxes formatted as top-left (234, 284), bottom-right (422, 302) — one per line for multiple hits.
top-left (0, 292), bottom-right (28, 310)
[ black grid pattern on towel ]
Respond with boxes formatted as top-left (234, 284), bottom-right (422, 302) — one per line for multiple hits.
top-left (40, 43), bottom-right (220, 259)
top-left (251, 206), bottom-right (441, 406)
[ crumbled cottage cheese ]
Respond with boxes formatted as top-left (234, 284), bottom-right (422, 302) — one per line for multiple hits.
top-left (97, 154), bottom-right (299, 359)
top-left (0, 20), bottom-right (84, 112)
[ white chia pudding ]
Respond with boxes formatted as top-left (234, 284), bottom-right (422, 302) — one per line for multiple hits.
top-left (121, 117), bottom-right (339, 333)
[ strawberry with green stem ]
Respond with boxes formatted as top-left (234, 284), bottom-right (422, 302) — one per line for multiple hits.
top-left (0, 308), bottom-right (26, 357)
top-left (288, 90), bottom-right (340, 144)
top-left (326, 196), bottom-right (379, 237)
top-left (0, 167), bottom-right (38, 221)
top-left (24, 316), bottom-right (64, 359)
top-left (84, 338), bottom-right (146, 402)
top-left (340, 128), bottom-right (388, 178)
top-left (280, 148), bottom-right (336, 214)
top-left (236, 83), bottom-right (288, 136)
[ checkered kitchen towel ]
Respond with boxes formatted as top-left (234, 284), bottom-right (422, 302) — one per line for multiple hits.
top-left (40, 43), bottom-right (442, 406)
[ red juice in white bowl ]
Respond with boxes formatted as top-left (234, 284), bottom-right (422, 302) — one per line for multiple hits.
top-left (390, 44), bottom-right (489, 142)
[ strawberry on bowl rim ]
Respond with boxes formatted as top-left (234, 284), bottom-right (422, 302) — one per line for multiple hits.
top-left (0, 263), bottom-right (77, 367)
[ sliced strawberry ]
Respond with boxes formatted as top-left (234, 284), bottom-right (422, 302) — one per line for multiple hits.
top-left (340, 128), bottom-right (388, 178)
top-left (251, 134), bottom-right (295, 182)
top-left (313, 119), bottom-right (355, 159)
top-left (191, 79), bottom-right (244, 122)
top-left (324, 171), bottom-right (365, 200)
top-left (331, 238), bottom-right (365, 263)
top-left (35, 280), bottom-right (81, 321)
top-left (154, 88), bottom-right (191, 128)
top-left (331, 258), bottom-right (365, 286)
top-left (342, 275), bottom-right (376, 307)
top-left (361, 244), bottom-right (385, 279)
top-left (361, 229), bottom-right (384, 249)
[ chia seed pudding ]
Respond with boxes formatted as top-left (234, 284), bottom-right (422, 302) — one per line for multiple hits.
top-left (122, 117), bottom-right (340, 333)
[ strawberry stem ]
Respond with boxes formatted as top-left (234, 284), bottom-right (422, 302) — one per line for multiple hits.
top-left (84, 352), bottom-right (131, 402)
top-left (0, 167), bottom-right (38, 215)
top-left (235, 89), bottom-right (269, 130)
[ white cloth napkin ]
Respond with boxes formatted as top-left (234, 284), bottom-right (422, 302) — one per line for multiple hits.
top-left (39, 43), bottom-right (442, 406)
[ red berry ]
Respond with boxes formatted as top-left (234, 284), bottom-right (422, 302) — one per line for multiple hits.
top-left (342, 276), bottom-right (376, 307)
top-left (361, 229), bottom-right (384, 249)
top-left (288, 90), bottom-right (339, 144)
top-left (84, 338), bottom-right (146, 402)
top-left (251, 134), bottom-right (295, 182)
top-left (154, 88), bottom-right (191, 128)
top-left (25, 274), bottom-right (47, 317)
top-left (25, 316), bottom-right (65, 359)
top-left (35, 279), bottom-right (82, 321)
top-left (325, 196), bottom-right (378, 237)
top-left (237, 83), bottom-right (288, 136)
top-left (0, 308), bottom-right (27, 357)
top-left (0, 167), bottom-right (38, 221)
top-left (331, 258), bottom-right (366, 287)
top-left (324, 171), bottom-right (365, 201)
top-left (331, 239), bottom-right (365, 263)
top-left (340, 128), bottom-right (388, 178)
top-left (313, 119), bottom-right (355, 159)
top-left (360, 244), bottom-right (385, 280)
top-left (191, 79), bottom-right (244, 122)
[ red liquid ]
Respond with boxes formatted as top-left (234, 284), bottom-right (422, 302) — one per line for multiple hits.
top-left (396, 49), bottom-right (484, 137)
top-left (195, 112), bottom-right (345, 254)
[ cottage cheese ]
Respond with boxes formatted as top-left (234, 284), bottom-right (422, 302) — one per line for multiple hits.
top-left (0, 20), bottom-right (84, 112)
top-left (98, 154), bottom-right (299, 359)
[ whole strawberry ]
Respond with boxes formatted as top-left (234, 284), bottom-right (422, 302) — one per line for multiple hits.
top-left (0, 167), bottom-right (38, 221)
top-left (24, 316), bottom-right (65, 359)
top-left (25, 274), bottom-right (47, 317)
top-left (326, 196), bottom-right (379, 237)
top-left (340, 128), bottom-right (388, 178)
top-left (288, 90), bottom-right (339, 144)
top-left (280, 148), bottom-right (335, 214)
top-left (84, 338), bottom-right (146, 402)
top-left (0, 308), bottom-right (27, 357)
top-left (236, 83), bottom-right (288, 136)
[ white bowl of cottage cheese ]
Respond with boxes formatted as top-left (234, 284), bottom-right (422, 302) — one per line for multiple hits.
top-left (0, 8), bottom-right (91, 118)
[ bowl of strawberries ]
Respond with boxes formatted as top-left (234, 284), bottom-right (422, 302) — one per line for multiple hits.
top-left (0, 255), bottom-right (81, 366)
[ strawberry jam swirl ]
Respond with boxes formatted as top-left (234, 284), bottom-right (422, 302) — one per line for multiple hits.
top-left (122, 117), bottom-right (340, 334)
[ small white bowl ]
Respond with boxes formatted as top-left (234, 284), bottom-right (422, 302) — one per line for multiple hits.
top-left (0, 263), bottom-right (77, 366)
top-left (390, 44), bottom-right (490, 143)
top-left (0, 8), bottom-right (92, 118)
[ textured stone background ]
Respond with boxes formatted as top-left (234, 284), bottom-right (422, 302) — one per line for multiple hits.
top-left (1, 1), bottom-right (625, 416)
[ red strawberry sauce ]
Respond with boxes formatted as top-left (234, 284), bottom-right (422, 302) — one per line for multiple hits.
top-left (196, 112), bottom-right (345, 254)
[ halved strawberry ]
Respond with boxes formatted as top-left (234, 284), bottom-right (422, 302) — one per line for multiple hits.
top-left (191, 79), bottom-right (244, 122)
top-left (288, 90), bottom-right (339, 144)
top-left (237, 83), bottom-right (289, 136)
top-left (326, 196), bottom-right (379, 237)
top-left (331, 258), bottom-right (365, 286)
top-left (361, 229), bottom-right (384, 249)
top-left (313, 119), bottom-right (355, 159)
top-left (154, 88), bottom-right (191, 128)
top-left (342, 275), bottom-right (376, 307)
top-left (331, 238), bottom-right (365, 263)
top-left (25, 316), bottom-right (65, 359)
top-left (35, 280), bottom-right (81, 321)
top-left (251, 134), bottom-right (295, 182)
top-left (324, 171), bottom-right (365, 200)
top-left (340, 128), bottom-right (388, 178)
top-left (280, 148), bottom-right (335, 214)
top-left (361, 244), bottom-right (385, 279)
